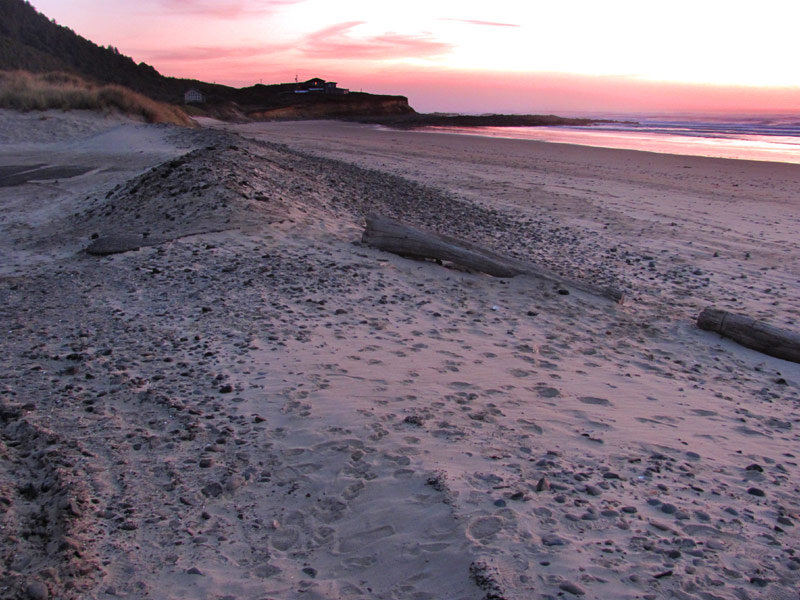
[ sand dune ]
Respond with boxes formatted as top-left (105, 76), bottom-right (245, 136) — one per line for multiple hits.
top-left (1, 111), bottom-right (799, 600)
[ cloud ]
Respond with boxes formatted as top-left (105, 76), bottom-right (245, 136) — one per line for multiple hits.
top-left (157, 0), bottom-right (305, 18)
top-left (141, 43), bottom-right (293, 62)
top-left (300, 21), bottom-right (453, 60)
top-left (439, 18), bottom-right (520, 28)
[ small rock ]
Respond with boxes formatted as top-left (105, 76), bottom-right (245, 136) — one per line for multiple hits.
top-left (202, 482), bottom-right (223, 498)
top-left (660, 503), bottom-right (677, 514)
top-left (218, 384), bottom-right (233, 394)
top-left (747, 487), bottom-right (765, 497)
top-left (559, 581), bottom-right (585, 595)
top-left (187, 567), bottom-right (204, 576)
top-left (25, 581), bottom-right (49, 600)
top-left (542, 533), bottom-right (567, 546)
top-left (225, 475), bottom-right (245, 492)
top-left (653, 570), bottom-right (673, 579)
top-left (585, 485), bottom-right (602, 496)
top-left (536, 477), bottom-right (550, 492)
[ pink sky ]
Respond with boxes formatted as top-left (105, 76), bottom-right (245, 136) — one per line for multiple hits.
top-left (31, 0), bottom-right (800, 114)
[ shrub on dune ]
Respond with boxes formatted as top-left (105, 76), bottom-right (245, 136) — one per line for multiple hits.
top-left (0, 70), bottom-right (194, 127)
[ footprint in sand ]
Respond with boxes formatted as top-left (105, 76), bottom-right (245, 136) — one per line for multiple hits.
top-left (536, 386), bottom-right (561, 398)
top-left (517, 418), bottom-right (543, 435)
top-left (691, 409), bottom-right (718, 417)
top-left (338, 525), bottom-right (395, 553)
top-left (271, 526), bottom-right (300, 551)
top-left (466, 516), bottom-right (503, 543)
top-left (578, 396), bottom-right (613, 406)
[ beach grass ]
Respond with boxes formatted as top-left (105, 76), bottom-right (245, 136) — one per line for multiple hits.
top-left (0, 70), bottom-right (195, 127)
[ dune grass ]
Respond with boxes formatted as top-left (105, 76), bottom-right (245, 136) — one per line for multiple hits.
top-left (0, 70), bottom-right (195, 127)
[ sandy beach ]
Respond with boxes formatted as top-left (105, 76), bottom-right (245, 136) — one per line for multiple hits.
top-left (1, 110), bottom-right (799, 600)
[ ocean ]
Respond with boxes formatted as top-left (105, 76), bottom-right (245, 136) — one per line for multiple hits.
top-left (422, 115), bottom-right (800, 165)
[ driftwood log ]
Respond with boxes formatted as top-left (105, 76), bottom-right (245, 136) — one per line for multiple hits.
top-left (697, 307), bottom-right (800, 363)
top-left (362, 214), bottom-right (624, 303)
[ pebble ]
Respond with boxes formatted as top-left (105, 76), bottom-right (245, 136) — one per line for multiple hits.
top-left (202, 482), bottom-right (223, 497)
top-left (542, 533), bottom-right (568, 546)
top-left (225, 475), bottom-right (245, 491)
top-left (585, 485), bottom-right (602, 496)
top-left (660, 503), bottom-right (677, 514)
top-left (25, 581), bottom-right (49, 600)
top-left (559, 581), bottom-right (586, 596)
top-left (747, 487), bottom-right (765, 497)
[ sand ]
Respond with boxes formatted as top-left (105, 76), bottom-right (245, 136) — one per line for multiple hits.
top-left (1, 110), bottom-right (799, 600)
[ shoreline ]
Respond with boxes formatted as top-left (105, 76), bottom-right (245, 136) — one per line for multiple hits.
top-left (1, 111), bottom-right (799, 600)
top-left (410, 123), bottom-right (800, 165)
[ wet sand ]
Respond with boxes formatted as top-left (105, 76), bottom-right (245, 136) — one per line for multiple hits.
top-left (1, 111), bottom-right (799, 600)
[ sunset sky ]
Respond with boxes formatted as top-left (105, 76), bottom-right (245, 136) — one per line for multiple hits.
top-left (31, 0), bottom-right (800, 114)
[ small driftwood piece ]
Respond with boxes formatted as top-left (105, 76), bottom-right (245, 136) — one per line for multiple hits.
top-left (362, 214), bottom-right (624, 303)
top-left (697, 307), bottom-right (800, 363)
top-left (84, 228), bottom-right (233, 256)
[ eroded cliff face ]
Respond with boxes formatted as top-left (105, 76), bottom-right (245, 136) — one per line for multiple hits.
top-left (248, 96), bottom-right (414, 120)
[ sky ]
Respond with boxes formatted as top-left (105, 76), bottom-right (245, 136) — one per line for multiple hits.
top-left (31, 0), bottom-right (800, 115)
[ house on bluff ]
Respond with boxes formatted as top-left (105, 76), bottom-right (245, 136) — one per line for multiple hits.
top-left (294, 78), bottom-right (349, 95)
top-left (184, 88), bottom-right (206, 104)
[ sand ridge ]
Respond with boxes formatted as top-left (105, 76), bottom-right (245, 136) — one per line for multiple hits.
top-left (1, 113), bottom-right (799, 599)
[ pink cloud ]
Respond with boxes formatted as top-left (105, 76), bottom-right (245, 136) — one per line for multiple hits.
top-left (143, 43), bottom-right (293, 62)
top-left (300, 21), bottom-right (453, 60)
top-left (439, 18), bottom-right (520, 28)
top-left (157, 0), bottom-right (305, 18)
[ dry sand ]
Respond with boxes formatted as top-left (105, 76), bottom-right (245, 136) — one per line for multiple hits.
top-left (1, 111), bottom-right (799, 600)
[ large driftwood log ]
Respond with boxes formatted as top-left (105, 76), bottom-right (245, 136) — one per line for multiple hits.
top-left (697, 307), bottom-right (800, 363)
top-left (362, 214), bottom-right (624, 303)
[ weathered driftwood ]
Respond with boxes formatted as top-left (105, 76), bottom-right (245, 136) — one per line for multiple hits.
top-left (362, 214), bottom-right (624, 303)
top-left (697, 307), bottom-right (800, 363)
